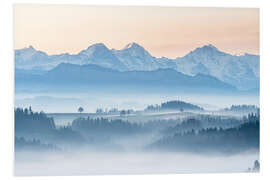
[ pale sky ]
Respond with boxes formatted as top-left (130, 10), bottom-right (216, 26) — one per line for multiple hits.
top-left (14, 4), bottom-right (259, 58)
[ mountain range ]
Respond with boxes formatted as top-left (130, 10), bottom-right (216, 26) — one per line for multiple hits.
top-left (15, 43), bottom-right (260, 90)
top-left (15, 63), bottom-right (236, 94)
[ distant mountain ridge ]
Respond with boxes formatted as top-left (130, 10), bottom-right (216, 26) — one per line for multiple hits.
top-left (15, 43), bottom-right (260, 90)
top-left (15, 63), bottom-right (237, 94)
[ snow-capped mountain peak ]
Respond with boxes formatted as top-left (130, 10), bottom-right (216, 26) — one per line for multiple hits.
top-left (76, 43), bottom-right (128, 70)
top-left (121, 42), bottom-right (152, 58)
top-left (27, 45), bottom-right (35, 51)
top-left (202, 44), bottom-right (218, 50)
top-left (124, 42), bottom-right (143, 49)
top-left (191, 44), bottom-right (222, 54)
top-left (16, 45), bottom-right (36, 54)
top-left (79, 43), bottom-right (109, 56)
top-left (15, 45), bottom-right (49, 63)
top-left (87, 43), bottom-right (107, 50)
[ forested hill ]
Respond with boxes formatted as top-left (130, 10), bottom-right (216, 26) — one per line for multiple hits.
top-left (145, 100), bottom-right (204, 112)
top-left (223, 105), bottom-right (259, 113)
top-left (15, 107), bottom-right (56, 134)
top-left (149, 114), bottom-right (259, 153)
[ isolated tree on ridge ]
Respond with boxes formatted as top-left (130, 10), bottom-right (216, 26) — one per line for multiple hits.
top-left (78, 107), bottom-right (84, 114)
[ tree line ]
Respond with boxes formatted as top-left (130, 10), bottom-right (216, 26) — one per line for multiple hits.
top-left (144, 100), bottom-right (204, 112)
top-left (149, 114), bottom-right (259, 153)
top-left (15, 107), bottom-right (56, 134)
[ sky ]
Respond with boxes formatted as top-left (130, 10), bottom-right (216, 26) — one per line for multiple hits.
top-left (14, 4), bottom-right (259, 58)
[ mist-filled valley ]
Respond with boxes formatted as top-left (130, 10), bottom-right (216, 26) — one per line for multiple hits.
top-left (14, 99), bottom-right (260, 176)
top-left (15, 151), bottom-right (259, 176)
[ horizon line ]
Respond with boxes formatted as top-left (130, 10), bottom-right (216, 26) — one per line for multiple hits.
top-left (15, 42), bottom-right (260, 59)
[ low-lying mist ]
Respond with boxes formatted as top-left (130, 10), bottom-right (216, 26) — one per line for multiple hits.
top-left (15, 92), bottom-right (259, 113)
top-left (14, 97), bottom-right (260, 176)
top-left (15, 150), bottom-right (259, 176)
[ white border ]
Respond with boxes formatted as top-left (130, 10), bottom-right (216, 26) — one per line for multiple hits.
top-left (1, 0), bottom-right (269, 179)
